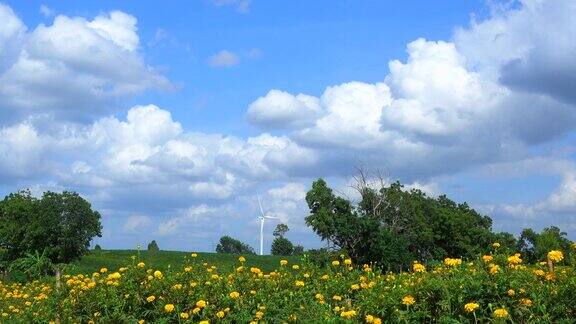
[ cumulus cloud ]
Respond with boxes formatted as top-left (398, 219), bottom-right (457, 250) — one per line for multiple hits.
top-left (247, 90), bottom-right (322, 130)
top-left (0, 7), bottom-right (170, 123)
top-left (208, 50), bottom-right (239, 67)
top-left (123, 214), bottom-right (152, 233)
top-left (39, 4), bottom-right (55, 17)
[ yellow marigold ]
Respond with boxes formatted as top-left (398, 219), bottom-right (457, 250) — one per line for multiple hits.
top-left (332, 260), bottom-right (340, 266)
top-left (199, 321), bottom-right (209, 324)
top-left (402, 295), bottom-right (415, 306)
top-left (520, 298), bottom-right (532, 306)
top-left (146, 295), bottom-right (155, 302)
top-left (333, 295), bottom-right (342, 301)
top-left (295, 280), bottom-right (305, 287)
top-left (350, 284), bottom-right (360, 290)
top-left (137, 262), bottom-right (145, 268)
top-left (172, 284), bottom-right (183, 290)
top-left (482, 255), bottom-right (493, 263)
top-left (548, 250), bottom-right (564, 262)
top-left (444, 258), bottom-right (462, 267)
top-left (216, 311), bottom-right (225, 318)
top-left (180, 312), bottom-right (189, 319)
top-left (412, 262), bottom-right (426, 273)
top-left (280, 259), bottom-right (288, 266)
top-left (507, 289), bottom-right (515, 296)
top-left (365, 315), bottom-right (375, 323)
top-left (464, 302), bottom-right (479, 313)
top-left (99, 268), bottom-right (108, 273)
top-left (138, 320), bottom-right (144, 324)
top-left (191, 253), bottom-right (198, 258)
top-left (292, 265), bottom-right (300, 270)
top-left (507, 253), bottom-right (522, 265)
top-left (255, 311), bottom-right (264, 319)
top-left (489, 264), bottom-right (500, 275)
top-left (229, 291), bottom-right (240, 299)
top-left (533, 269), bottom-right (545, 276)
top-left (196, 300), bottom-right (207, 308)
top-left (238, 256), bottom-right (246, 262)
top-left (315, 293), bottom-right (324, 300)
top-left (340, 310), bottom-right (357, 319)
top-left (153, 270), bottom-right (163, 279)
top-left (493, 242), bottom-right (501, 248)
top-left (192, 307), bottom-right (201, 314)
top-left (344, 258), bottom-right (352, 265)
top-left (164, 304), bottom-right (175, 313)
top-left (493, 308), bottom-right (509, 318)
top-left (321, 274), bottom-right (329, 280)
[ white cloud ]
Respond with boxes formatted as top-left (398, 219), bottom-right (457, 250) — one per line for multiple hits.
top-left (39, 4), bottom-right (55, 17)
top-left (123, 214), bottom-right (152, 233)
top-left (247, 90), bottom-right (322, 130)
top-left (0, 7), bottom-right (170, 122)
top-left (210, 0), bottom-right (251, 13)
top-left (208, 50), bottom-right (239, 67)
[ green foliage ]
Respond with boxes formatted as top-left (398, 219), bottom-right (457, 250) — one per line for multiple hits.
top-left (293, 245), bottom-right (304, 255)
top-left (93, 244), bottom-right (102, 252)
top-left (216, 235), bottom-right (255, 254)
top-left (8, 250), bottom-right (54, 282)
top-left (271, 237), bottom-right (294, 255)
top-left (0, 190), bottom-right (102, 265)
top-left (273, 223), bottom-right (289, 238)
top-left (518, 226), bottom-right (573, 263)
top-left (147, 240), bottom-right (160, 253)
top-left (305, 178), bottom-right (504, 268)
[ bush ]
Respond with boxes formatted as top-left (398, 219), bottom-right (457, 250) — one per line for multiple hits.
top-left (293, 245), bottom-right (304, 255)
top-left (8, 250), bottom-right (54, 282)
top-left (147, 240), bottom-right (160, 254)
top-left (216, 236), bottom-right (255, 254)
top-left (271, 237), bottom-right (294, 255)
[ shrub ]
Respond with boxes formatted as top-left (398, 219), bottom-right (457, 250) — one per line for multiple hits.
top-left (271, 237), bottom-right (294, 255)
top-left (216, 236), bottom-right (255, 254)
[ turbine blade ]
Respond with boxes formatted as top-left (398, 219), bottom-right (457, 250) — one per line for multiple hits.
top-left (257, 194), bottom-right (265, 216)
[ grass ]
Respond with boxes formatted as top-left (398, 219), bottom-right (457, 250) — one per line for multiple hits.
top-left (67, 250), bottom-right (301, 274)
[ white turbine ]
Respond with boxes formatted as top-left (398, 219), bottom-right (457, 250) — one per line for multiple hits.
top-left (257, 194), bottom-right (278, 255)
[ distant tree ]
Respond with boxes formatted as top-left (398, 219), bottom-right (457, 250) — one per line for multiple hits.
top-left (94, 244), bottom-right (102, 252)
top-left (0, 190), bottom-right (102, 265)
top-left (518, 226), bottom-right (572, 263)
top-left (147, 240), bottom-right (160, 253)
top-left (216, 236), bottom-right (255, 254)
top-left (305, 173), bottom-right (497, 268)
top-left (271, 237), bottom-right (294, 255)
top-left (273, 223), bottom-right (289, 238)
top-left (293, 245), bottom-right (304, 255)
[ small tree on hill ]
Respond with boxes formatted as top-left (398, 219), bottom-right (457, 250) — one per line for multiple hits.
top-left (271, 223), bottom-right (297, 255)
top-left (147, 240), bottom-right (160, 253)
top-left (216, 236), bottom-right (255, 254)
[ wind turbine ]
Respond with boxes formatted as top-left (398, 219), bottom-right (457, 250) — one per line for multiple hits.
top-left (257, 194), bottom-right (278, 255)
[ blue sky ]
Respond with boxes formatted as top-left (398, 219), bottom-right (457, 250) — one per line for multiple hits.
top-left (0, 0), bottom-right (575, 252)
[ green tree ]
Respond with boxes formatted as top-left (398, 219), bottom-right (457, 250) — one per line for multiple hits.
top-left (216, 236), bottom-right (255, 254)
top-left (0, 190), bottom-right (102, 264)
top-left (147, 240), bottom-right (160, 253)
top-left (518, 226), bottom-right (572, 263)
top-left (271, 237), bottom-right (294, 255)
top-left (273, 223), bottom-right (289, 238)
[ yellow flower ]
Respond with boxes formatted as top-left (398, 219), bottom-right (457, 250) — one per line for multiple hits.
top-left (507, 254), bottom-right (522, 265)
top-left (350, 284), bottom-right (360, 290)
top-left (520, 298), bottom-right (532, 306)
top-left (443, 258), bottom-right (462, 267)
top-left (333, 295), bottom-right (342, 301)
top-left (493, 308), bottom-right (509, 318)
top-left (412, 262), bottom-right (426, 273)
top-left (229, 291), bottom-right (240, 299)
top-left (489, 264), bottom-right (500, 275)
top-left (332, 260), bottom-right (340, 266)
top-left (164, 304), bottom-right (175, 313)
top-left (280, 259), bottom-right (288, 266)
top-left (255, 311), bottom-right (264, 319)
top-left (464, 302), bottom-right (479, 313)
top-left (548, 250), bottom-right (564, 262)
top-left (180, 312), bottom-right (189, 319)
top-left (137, 262), bottom-right (145, 268)
top-left (99, 267), bottom-right (108, 273)
top-left (138, 320), bottom-right (145, 324)
top-left (365, 315), bottom-right (375, 323)
top-left (507, 289), bottom-right (515, 296)
top-left (191, 253), bottom-right (198, 258)
top-left (344, 258), bottom-right (352, 265)
top-left (321, 274), bottom-right (329, 280)
top-left (146, 295), bottom-right (155, 302)
top-left (402, 295), bottom-right (415, 306)
top-left (292, 265), bottom-right (300, 270)
top-left (340, 310), bottom-right (357, 319)
top-left (153, 270), bottom-right (163, 279)
top-left (239, 256), bottom-right (246, 262)
top-left (482, 255), bottom-right (493, 262)
top-left (199, 321), bottom-right (210, 324)
top-left (216, 311), bottom-right (225, 318)
top-left (196, 299), bottom-right (207, 308)
top-left (493, 242), bottom-right (501, 248)
top-left (295, 280), bottom-right (305, 287)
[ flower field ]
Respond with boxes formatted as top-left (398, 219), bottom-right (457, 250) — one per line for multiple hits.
top-left (1, 246), bottom-right (575, 323)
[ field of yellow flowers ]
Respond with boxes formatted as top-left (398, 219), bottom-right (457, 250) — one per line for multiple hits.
top-left (0, 245), bottom-right (575, 323)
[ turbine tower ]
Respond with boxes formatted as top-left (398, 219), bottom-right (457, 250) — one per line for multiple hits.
top-left (257, 194), bottom-right (277, 255)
